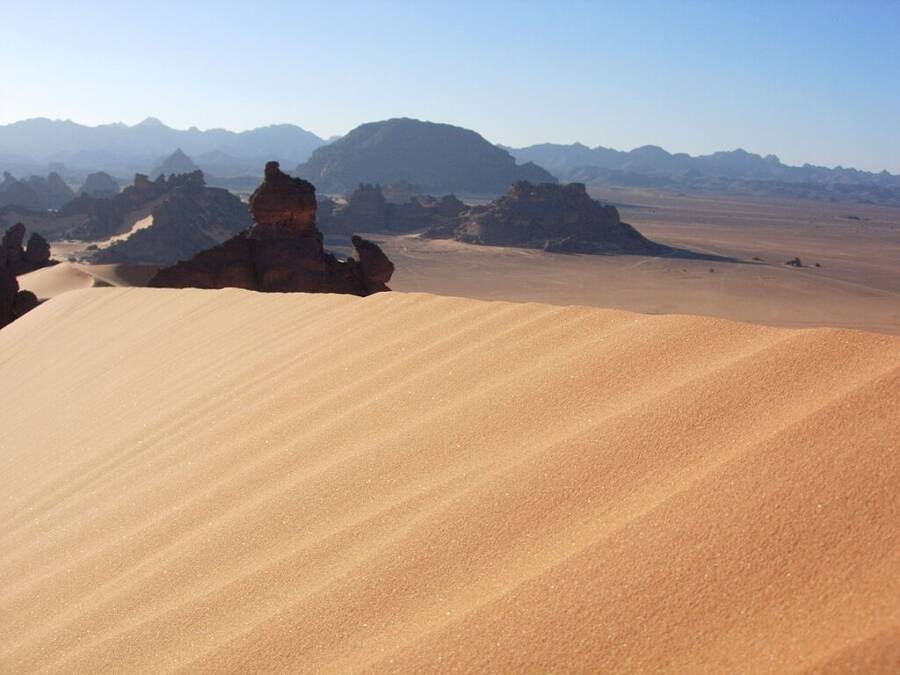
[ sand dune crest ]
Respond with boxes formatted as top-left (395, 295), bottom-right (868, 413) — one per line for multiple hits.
top-left (1, 288), bottom-right (898, 673)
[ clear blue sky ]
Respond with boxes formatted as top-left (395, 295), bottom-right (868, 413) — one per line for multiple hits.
top-left (2, 0), bottom-right (899, 172)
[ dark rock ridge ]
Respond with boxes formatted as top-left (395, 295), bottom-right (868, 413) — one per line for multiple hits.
top-left (1, 223), bottom-right (54, 328)
top-left (151, 148), bottom-right (200, 179)
top-left (78, 171), bottom-right (120, 198)
top-left (94, 173), bottom-right (251, 265)
top-left (426, 181), bottom-right (661, 254)
top-left (149, 162), bottom-right (393, 295)
top-left (2, 223), bottom-right (54, 275)
top-left (0, 171), bottom-right (74, 211)
top-left (318, 183), bottom-right (467, 235)
top-left (317, 181), bottom-right (659, 255)
top-left (62, 170), bottom-right (211, 241)
top-left (296, 118), bottom-right (555, 195)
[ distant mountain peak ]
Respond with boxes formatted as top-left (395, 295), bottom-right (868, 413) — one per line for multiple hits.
top-left (136, 117), bottom-right (166, 127)
top-left (296, 118), bottom-right (556, 195)
top-left (151, 148), bottom-right (200, 177)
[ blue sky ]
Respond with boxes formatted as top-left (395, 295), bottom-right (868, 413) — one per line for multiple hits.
top-left (2, 0), bottom-right (898, 171)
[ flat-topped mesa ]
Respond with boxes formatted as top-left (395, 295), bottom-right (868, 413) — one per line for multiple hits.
top-left (248, 162), bottom-right (318, 237)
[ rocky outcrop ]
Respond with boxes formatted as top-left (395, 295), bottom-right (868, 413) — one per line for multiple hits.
top-left (94, 174), bottom-right (251, 265)
top-left (1, 223), bottom-right (54, 275)
top-left (78, 171), bottom-right (120, 198)
top-left (33, 172), bottom-right (76, 210)
top-left (0, 265), bottom-right (20, 328)
top-left (318, 184), bottom-right (467, 235)
top-left (1, 223), bottom-right (52, 328)
top-left (382, 181), bottom-right (424, 204)
top-left (8, 172), bottom-right (75, 211)
top-left (248, 162), bottom-right (317, 236)
top-left (0, 172), bottom-right (76, 211)
top-left (149, 162), bottom-right (393, 296)
top-left (426, 181), bottom-right (662, 254)
top-left (63, 171), bottom-right (207, 241)
top-left (24, 231), bottom-right (52, 268)
top-left (316, 180), bottom-right (659, 256)
top-left (296, 118), bottom-right (556, 195)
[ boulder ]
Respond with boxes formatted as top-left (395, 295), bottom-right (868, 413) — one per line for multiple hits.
top-left (24, 232), bottom-right (51, 268)
top-left (11, 289), bottom-right (39, 320)
top-left (352, 235), bottom-right (395, 294)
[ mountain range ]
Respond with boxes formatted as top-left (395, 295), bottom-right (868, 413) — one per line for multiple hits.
top-left (3, 116), bottom-right (900, 205)
top-left (506, 143), bottom-right (900, 191)
top-left (0, 117), bottom-right (326, 179)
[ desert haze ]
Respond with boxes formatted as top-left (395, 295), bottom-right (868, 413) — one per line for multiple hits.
top-left (1, 288), bottom-right (898, 673)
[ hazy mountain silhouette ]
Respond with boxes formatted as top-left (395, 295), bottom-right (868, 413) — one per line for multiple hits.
top-left (0, 171), bottom-right (74, 210)
top-left (296, 118), bottom-right (556, 196)
top-left (506, 143), bottom-right (900, 188)
top-left (0, 118), bottom-right (325, 177)
top-left (151, 149), bottom-right (200, 178)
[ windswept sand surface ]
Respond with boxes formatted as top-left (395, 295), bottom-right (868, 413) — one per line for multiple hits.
top-left (1, 288), bottom-right (899, 673)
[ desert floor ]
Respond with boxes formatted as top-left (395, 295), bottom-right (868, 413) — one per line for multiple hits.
top-left (1, 288), bottom-right (898, 673)
top-left (366, 191), bottom-right (900, 335)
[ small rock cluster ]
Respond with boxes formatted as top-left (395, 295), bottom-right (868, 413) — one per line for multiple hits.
top-left (1, 223), bottom-right (54, 328)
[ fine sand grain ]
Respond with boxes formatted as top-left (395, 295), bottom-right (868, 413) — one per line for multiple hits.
top-left (1, 288), bottom-right (898, 673)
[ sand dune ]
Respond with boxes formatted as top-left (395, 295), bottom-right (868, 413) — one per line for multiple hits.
top-left (17, 262), bottom-right (158, 301)
top-left (1, 288), bottom-right (898, 673)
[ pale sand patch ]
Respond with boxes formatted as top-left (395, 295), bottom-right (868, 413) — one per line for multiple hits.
top-left (0, 288), bottom-right (897, 673)
top-left (98, 214), bottom-right (154, 248)
top-left (17, 262), bottom-right (158, 301)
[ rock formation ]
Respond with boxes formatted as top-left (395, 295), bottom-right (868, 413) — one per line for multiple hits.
top-left (149, 162), bottom-right (393, 296)
top-left (94, 173), bottom-right (251, 265)
top-left (381, 181), bottom-right (424, 204)
top-left (0, 172), bottom-right (76, 211)
top-left (0, 173), bottom-right (44, 211)
top-left (31, 172), bottom-right (76, 210)
top-left (1, 223), bottom-right (53, 275)
top-left (78, 171), bottom-right (120, 198)
top-left (426, 181), bottom-right (662, 254)
top-left (63, 170), bottom-right (208, 241)
top-left (318, 184), bottom-right (466, 235)
top-left (0, 223), bottom-right (53, 328)
top-left (296, 118), bottom-right (556, 195)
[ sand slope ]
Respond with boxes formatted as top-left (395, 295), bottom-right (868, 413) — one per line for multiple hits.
top-left (1, 288), bottom-right (898, 673)
top-left (17, 262), bottom-right (158, 301)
